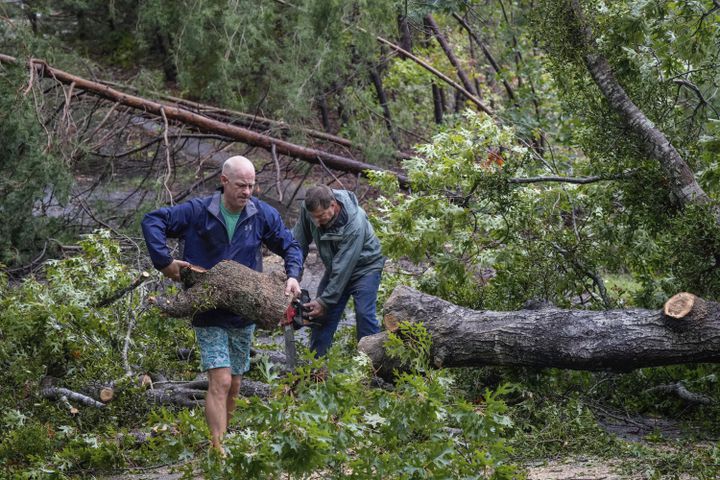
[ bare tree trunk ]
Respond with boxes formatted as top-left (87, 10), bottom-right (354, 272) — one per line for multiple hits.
top-left (397, 13), bottom-right (413, 56)
top-left (432, 83), bottom-right (444, 124)
top-left (154, 31), bottom-right (177, 83)
top-left (424, 14), bottom-right (478, 98)
top-left (358, 287), bottom-right (720, 379)
top-left (369, 66), bottom-right (400, 148)
top-left (317, 94), bottom-right (331, 132)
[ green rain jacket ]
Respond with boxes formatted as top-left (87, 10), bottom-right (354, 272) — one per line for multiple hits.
top-left (293, 189), bottom-right (385, 309)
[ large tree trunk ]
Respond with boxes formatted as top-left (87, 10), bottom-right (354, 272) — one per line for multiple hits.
top-left (151, 260), bottom-right (291, 331)
top-left (358, 286), bottom-right (720, 380)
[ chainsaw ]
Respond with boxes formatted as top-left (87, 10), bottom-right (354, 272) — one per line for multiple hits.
top-left (282, 288), bottom-right (319, 371)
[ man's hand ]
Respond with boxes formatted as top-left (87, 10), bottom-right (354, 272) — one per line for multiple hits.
top-left (284, 277), bottom-right (301, 297)
top-left (159, 259), bottom-right (192, 282)
top-left (303, 299), bottom-right (326, 320)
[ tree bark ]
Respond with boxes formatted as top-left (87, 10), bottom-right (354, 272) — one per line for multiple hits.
top-left (369, 66), bottom-right (400, 147)
top-left (151, 260), bottom-right (291, 331)
top-left (424, 14), bottom-right (478, 98)
top-left (358, 287), bottom-right (720, 379)
top-left (432, 83), bottom-right (444, 124)
top-left (145, 378), bottom-right (270, 407)
top-left (568, 0), bottom-right (710, 210)
top-left (397, 14), bottom-right (413, 57)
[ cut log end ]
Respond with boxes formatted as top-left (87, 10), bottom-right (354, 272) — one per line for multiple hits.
top-left (99, 387), bottom-right (114, 403)
top-left (664, 292), bottom-right (698, 319)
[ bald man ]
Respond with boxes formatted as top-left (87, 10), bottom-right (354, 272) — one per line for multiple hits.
top-left (142, 156), bottom-right (302, 453)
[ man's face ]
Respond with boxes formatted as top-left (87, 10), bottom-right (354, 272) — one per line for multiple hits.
top-left (310, 201), bottom-right (339, 228)
top-left (221, 171), bottom-right (255, 212)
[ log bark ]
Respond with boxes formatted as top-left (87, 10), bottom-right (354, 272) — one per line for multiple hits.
top-left (358, 286), bottom-right (720, 379)
top-left (151, 260), bottom-right (291, 331)
top-left (41, 376), bottom-right (106, 409)
top-left (144, 378), bottom-right (270, 407)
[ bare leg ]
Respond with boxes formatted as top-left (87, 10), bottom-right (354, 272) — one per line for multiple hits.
top-left (227, 375), bottom-right (242, 426)
top-left (205, 367), bottom-right (232, 450)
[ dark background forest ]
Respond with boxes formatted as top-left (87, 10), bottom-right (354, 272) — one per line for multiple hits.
top-left (1, 0), bottom-right (720, 478)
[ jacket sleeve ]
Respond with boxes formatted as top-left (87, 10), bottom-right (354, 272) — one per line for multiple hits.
top-left (261, 206), bottom-right (303, 280)
top-left (317, 222), bottom-right (366, 309)
top-left (141, 202), bottom-right (196, 270)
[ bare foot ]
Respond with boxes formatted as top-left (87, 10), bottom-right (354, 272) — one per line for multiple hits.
top-left (210, 442), bottom-right (228, 459)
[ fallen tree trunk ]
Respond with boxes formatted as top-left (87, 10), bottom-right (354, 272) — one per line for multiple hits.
top-left (0, 53), bottom-right (410, 188)
top-left (151, 260), bottom-right (291, 330)
top-left (358, 286), bottom-right (720, 379)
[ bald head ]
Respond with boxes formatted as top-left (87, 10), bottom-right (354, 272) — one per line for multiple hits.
top-left (222, 155), bottom-right (255, 178)
top-left (221, 156), bottom-right (256, 213)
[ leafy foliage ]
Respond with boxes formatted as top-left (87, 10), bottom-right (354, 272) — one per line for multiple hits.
top-left (146, 323), bottom-right (518, 479)
top-left (0, 233), bottom-right (518, 478)
top-left (0, 64), bottom-right (72, 266)
top-left (2, 1), bottom-right (720, 477)
top-left (0, 231), bottom-right (196, 476)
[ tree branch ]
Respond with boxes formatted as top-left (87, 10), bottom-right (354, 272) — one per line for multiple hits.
top-left (508, 172), bottom-right (630, 185)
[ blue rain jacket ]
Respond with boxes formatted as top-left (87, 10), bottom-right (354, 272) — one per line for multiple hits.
top-left (142, 190), bottom-right (303, 328)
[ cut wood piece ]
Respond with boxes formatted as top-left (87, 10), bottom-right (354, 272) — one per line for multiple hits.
top-left (152, 260), bottom-right (290, 330)
top-left (664, 292), bottom-right (705, 320)
top-left (40, 376), bottom-right (106, 409)
top-left (359, 286), bottom-right (720, 380)
top-left (99, 387), bottom-right (114, 403)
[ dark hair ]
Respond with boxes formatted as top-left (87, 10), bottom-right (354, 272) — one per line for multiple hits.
top-left (305, 185), bottom-right (336, 212)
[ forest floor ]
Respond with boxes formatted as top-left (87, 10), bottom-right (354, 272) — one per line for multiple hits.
top-left (100, 456), bottom-right (658, 479)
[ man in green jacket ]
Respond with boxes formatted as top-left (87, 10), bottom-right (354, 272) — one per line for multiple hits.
top-left (291, 185), bottom-right (385, 356)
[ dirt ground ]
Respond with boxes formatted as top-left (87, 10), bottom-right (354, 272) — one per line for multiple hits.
top-left (526, 457), bottom-right (627, 480)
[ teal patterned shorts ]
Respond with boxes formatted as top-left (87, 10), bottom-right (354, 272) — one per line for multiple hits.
top-left (194, 325), bottom-right (255, 375)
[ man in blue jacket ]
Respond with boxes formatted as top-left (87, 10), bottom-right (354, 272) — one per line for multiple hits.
top-left (142, 155), bottom-right (302, 453)
top-left (291, 185), bottom-right (385, 357)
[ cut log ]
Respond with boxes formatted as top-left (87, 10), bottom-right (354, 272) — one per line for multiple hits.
top-left (41, 376), bottom-right (106, 409)
top-left (151, 260), bottom-right (291, 330)
top-left (358, 286), bottom-right (720, 379)
top-left (664, 292), bottom-right (707, 320)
